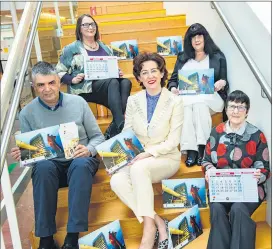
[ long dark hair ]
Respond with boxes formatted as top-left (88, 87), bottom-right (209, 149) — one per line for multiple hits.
top-left (75, 14), bottom-right (100, 41)
top-left (182, 23), bottom-right (221, 63)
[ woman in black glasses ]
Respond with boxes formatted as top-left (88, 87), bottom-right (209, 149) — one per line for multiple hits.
top-left (56, 14), bottom-right (132, 139)
top-left (202, 90), bottom-right (270, 249)
top-left (167, 23), bottom-right (229, 167)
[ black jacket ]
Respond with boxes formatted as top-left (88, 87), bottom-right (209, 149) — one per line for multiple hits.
top-left (167, 51), bottom-right (229, 102)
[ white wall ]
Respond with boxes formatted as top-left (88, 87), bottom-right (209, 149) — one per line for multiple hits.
top-left (247, 2), bottom-right (271, 34)
top-left (164, 1), bottom-right (272, 223)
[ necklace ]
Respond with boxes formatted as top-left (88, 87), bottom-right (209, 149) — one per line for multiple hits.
top-left (83, 42), bottom-right (98, 50)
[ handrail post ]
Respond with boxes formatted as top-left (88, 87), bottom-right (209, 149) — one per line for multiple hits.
top-left (54, 2), bottom-right (63, 37)
top-left (1, 1), bottom-right (43, 176)
top-left (69, 2), bottom-right (76, 24)
top-left (1, 162), bottom-right (22, 249)
top-left (211, 1), bottom-right (272, 103)
top-left (10, 2), bottom-right (18, 34)
top-left (34, 31), bottom-right (43, 62)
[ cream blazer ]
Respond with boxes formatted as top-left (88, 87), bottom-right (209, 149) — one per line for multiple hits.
top-left (123, 88), bottom-right (184, 161)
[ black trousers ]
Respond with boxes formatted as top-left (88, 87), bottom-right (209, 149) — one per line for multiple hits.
top-left (32, 157), bottom-right (99, 237)
top-left (207, 200), bottom-right (262, 249)
top-left (79, 78), bottom-right (132, 129)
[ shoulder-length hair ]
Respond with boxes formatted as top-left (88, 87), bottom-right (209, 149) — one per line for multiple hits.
top-left (75, 14), bottom-right (100, 41)
top-left (182, 23), bottom-right (221, 63)
top-left (133, 52), bottom-right (168, 89)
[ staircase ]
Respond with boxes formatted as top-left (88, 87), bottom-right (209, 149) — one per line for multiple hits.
top-left (29, 2), bottom-right (271, 248)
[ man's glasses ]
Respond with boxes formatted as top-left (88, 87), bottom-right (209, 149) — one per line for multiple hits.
top-left (81, 23), bottom-right (96, 29)
top-left (227, 105), bottom-right (247, 112)
top-left (140, 68), bottom-right (160, 78)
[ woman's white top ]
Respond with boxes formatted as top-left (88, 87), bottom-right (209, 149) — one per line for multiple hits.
top-left (181, 55), bottom-right (224, 113)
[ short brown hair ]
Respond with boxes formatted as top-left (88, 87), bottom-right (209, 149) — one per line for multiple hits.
top-left (133, 52), bottom-right (168, 89)
top-left (76, 14), bottom-right (100, 41)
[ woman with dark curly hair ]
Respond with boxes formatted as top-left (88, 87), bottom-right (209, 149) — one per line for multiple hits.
top-left (168, 23), bottom-right (229, 167)
top-left (56, 14), bottom-right (132, 139)
top-left (110, 52), bottom-right (184, 249)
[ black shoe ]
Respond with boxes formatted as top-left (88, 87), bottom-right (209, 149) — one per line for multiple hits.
top-left (104, 121), bottom-right (118, 140)
top-left (61, 244), bottom-right (79, 249)
top-left (197, 145), bottom-right (205, 166)
top-left (38, 240), bottom-right (59, 249)
top-left (185, 150), bottom-right (198, 167)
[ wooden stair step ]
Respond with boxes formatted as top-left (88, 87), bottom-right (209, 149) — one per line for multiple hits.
top-left (77, 2), bottom-right (164, 16)
top-left (87, 9), bottom-right (167, 23)
top-left (30, 210), bottom-right (269, 249)
top-left (57, 158), bottom-right (205, 207)
top-left (60, 26), bottom-right (188, 48)
top-left (102, 26), bottom-right (188, 44)
top-left (55, 193), bottom-right (267, 230)
top-left (62, 15), bottom-right (186, 36)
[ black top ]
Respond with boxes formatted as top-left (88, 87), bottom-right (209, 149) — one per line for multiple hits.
top-left (167, 51), bottom-right (229, 102)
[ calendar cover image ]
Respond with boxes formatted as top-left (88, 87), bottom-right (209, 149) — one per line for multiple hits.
top-left (78, 220), bottom-right (126, 249)
top-left (110, 40), bottom-right (139, 59)
top-left (157, 36), bottom-right (183, 56)
top-left (95, 129), bottom-right (145, 174)
top-left (168, 205), bottom-right (203, 249)
top-left (162, 178), bottom-right (207, 208)
top-left (15, 122), bottom-right (79, 166)
top-left (178, 68), bottom-right (214, 95)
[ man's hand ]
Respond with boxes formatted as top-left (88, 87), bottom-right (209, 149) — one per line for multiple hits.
top-left (253, 169), bottom-right (262, 182)
top-left (214, 79), bottom-right (226, 92)
top-left (171, 87), bottom-right (179, 95)
top-left (72, 73), bottom-right (85, 84)
top-left (73, 144), bottom-right (91, 158)
top-left (129, 152), bottom-right (152, 165)
top-left (119, 69), bottom-right (124, 78)
top-left (11, 147), bottom-right (21, 161)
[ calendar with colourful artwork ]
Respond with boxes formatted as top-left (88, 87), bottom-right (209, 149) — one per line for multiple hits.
top-left (208, 168), bottom-right (259, 202)
top-left (15, 122), bottom-right (79, 166)
top-left (110, 40), bottom-right (139, 59)
top-left (95, 129), bottom-right (144, 174)
top-left (78, 220), bottom-right (126, 249)
top-left (178, 68), bottom-right (214, 95)
top-left (84, 56), bottom-right (119, 80)
top-left (157, 36), bottom-right (183, 56)
top-left (162, 178), bottom-right (207, 208)
top-left (168, 205), bottom-right (203, 249)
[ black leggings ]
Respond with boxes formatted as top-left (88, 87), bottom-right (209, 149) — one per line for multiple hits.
top-left (79, 78), bottom-right (132, 128)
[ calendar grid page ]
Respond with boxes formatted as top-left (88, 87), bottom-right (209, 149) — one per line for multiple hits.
top-left (208, 168), bottom-right (259, 203)
top-left (84, 56), bottom-right (119, 80)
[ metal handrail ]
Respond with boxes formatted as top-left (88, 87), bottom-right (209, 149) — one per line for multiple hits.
top-left (211, 1), bottom-right (272, 103)
top-left (0, 2), bottom-right (43, 175)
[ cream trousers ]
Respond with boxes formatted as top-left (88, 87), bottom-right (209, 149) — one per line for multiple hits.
top-left (180, 103), bottom-right (213, 151)
top-left (110, 156), bottom-right (180, 223)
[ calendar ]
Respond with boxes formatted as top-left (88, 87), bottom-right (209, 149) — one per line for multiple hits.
top-left (208, 169), bottom-right (258, 203)
top-left (84, 56), bottom-right (119, 80)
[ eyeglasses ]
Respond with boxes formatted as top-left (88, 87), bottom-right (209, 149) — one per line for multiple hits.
top-left (81, 22), bottom-right (96, 29)
top-left (140, 68), bottom-right (160, 78)
top-left (227, 105), bottom-right (247, 112)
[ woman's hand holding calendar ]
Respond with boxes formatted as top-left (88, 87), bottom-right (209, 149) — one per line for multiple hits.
top-left (253, 169), bottom-right (261, 182)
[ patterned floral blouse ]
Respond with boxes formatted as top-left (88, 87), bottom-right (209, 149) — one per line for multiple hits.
top-left (202, 121), bottom-right (270, 200)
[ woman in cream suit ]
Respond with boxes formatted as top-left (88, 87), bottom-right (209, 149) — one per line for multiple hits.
top-left (110, 52), bottom-right (183, 249)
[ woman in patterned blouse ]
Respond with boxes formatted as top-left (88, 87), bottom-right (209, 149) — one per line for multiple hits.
top-left (202, 90), bottom-right (270, 249)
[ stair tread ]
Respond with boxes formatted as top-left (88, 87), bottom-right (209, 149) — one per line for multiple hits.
top-left (122, 222), bottom-right (271, 249)
top-left (55, 194), bottom-right (267, 230)
top-left (82, 157), bottom-right (203, 185)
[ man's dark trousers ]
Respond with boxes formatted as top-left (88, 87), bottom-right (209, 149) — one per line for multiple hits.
top-left (32, 157), bottom-right (99, 237)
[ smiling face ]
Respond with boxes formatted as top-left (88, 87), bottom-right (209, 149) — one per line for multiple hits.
top-left (80, 16), bottom-right (97, 41)
top-left (138, 60), bottom-right (164, 92)
top-left (33, 74), bottom-right (61, 106)
top-left (191, 34), bottom-right (205, 52)
top-left (226, 101), bottom-right (248, 127)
